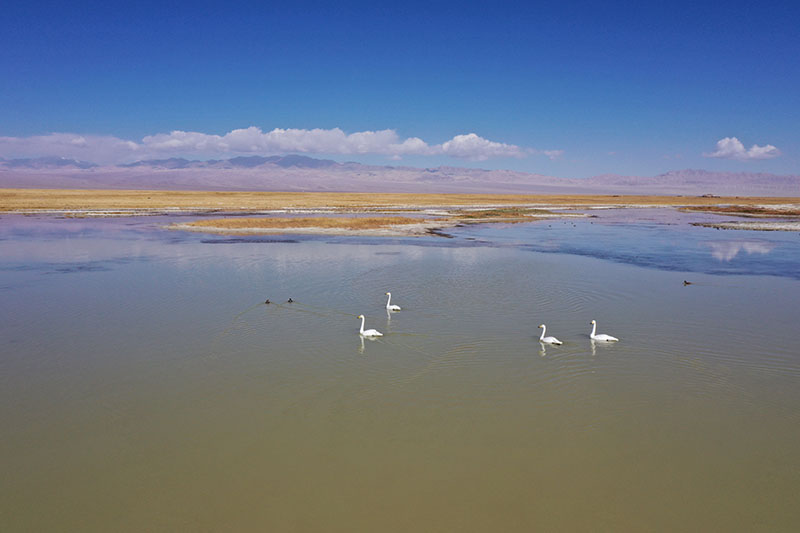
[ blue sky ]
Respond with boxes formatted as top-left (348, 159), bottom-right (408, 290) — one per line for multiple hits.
top-left (1, 0), bottom-right (798, 177)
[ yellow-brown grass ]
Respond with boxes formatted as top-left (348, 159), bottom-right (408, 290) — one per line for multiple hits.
top-left (2, 188), bottom-right (799, 212)
top-left (455, 207), bottom-right (558, 221)
top-left (186, 216), bottom-right (425, 230)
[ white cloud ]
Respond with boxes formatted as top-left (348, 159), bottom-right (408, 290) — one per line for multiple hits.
top-left (437, 133), bottom-right (526, 161)
top-left (0, 127), bottom-right (557, 164)
top-left (541, 149), bottom-right (564, 160)
top-left (703, 137), bottom-right (781, 161)
top-left (142, 130), bottom-right (225, 152)
top-left (0, 133), bottom-right (140, 164)
top-left (142, 128), bottom-right (523, 160)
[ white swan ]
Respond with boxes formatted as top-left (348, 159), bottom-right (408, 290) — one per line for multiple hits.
top-left (358, 314), bottom-right (383, 337)
top-left (538, 324), bottom-right (562, 345)
top-left (590, 320), bottom-right (618, 342)
top-left (385, 292), bottom-right (401, 311)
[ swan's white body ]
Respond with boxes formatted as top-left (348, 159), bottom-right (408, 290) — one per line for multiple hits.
top-left (358, 315), bottom-right (383, 337)
top-left (385, 292), bottom-right (401, 311)
top-left (538, 324), bottom-right (562, 345)
top-left (590, 320), bottom-right (618, 342)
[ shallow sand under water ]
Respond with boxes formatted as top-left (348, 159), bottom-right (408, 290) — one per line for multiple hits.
top-left (692, 220), bottom-right (800, 231)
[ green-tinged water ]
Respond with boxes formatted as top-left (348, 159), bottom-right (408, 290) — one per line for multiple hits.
top-left (1, 213), bottom-right (799, 531)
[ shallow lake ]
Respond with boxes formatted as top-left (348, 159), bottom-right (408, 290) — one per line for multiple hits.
top-left (2, 209), bottom-right (799, 531)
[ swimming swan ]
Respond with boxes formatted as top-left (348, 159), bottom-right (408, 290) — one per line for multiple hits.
top-left (538, 324), bottom-right (562, 345)
top-left (358, 315), bottom-right (383, 337)
top-left (385, 292), bottom-right (401, 311)
top-left (590, 320), bottom-right (619, 342)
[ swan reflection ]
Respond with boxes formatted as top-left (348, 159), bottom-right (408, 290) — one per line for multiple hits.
top-left (358, 334), bottom-right (381, 354)
top-left (590, 338), bottom-right (620, 356)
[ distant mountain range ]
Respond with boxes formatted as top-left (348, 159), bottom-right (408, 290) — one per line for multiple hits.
top-left (1, 155), bottom-right (798, 196)
top-left (119, 154), bottom-right (342, 170)
top-left (0, 156), bottom-right (98, 170)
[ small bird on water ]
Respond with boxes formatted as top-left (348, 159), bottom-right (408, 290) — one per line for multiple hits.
top-left (265, 299), bottom-right (271, 304)
top-left (683, 280), bottom-right (693, 286)
top-left (287, 298), bottom-right (294, 303)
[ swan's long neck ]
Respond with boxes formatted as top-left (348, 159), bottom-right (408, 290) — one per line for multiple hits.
top-left (386, 293), bottom-right (392, 307)
top-left (359, 316), bottom-right (365, 334)
top-left (539, 325), bottom-right (546, 341)
top-left (590, 322), bottom-right (597, 337)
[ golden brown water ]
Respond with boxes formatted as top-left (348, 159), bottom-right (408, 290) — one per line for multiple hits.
top-left (1, 214), bottom-right (799, 531)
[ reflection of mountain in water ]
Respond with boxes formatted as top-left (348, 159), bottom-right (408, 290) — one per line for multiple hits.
top-left (705, 240), bottom-right (776, 262)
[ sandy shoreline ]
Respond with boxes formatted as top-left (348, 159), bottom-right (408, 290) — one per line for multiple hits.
top-left (691, 221), bottom-right (800, 231)
top-left (169, 220), bottom-right (453, 237)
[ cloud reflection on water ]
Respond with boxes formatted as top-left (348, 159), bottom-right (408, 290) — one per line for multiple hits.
top-left (705, 240), bottom-right (776, 262)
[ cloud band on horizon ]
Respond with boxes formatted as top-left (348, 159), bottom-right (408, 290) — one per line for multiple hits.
top-left (0, 127), bottom-right (562, 165)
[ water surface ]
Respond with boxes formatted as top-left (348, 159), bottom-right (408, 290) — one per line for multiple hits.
top-left (1, 210), bottom-right (799, 531)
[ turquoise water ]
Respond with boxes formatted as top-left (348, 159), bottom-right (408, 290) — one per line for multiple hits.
top-left (1, 210), bottom-right (799, 531)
